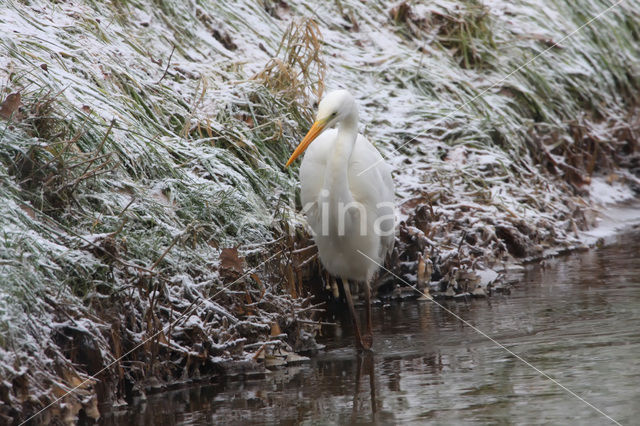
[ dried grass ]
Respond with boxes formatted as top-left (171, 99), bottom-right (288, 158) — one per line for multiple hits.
top-left (254, 18), bottom-right (326, 104)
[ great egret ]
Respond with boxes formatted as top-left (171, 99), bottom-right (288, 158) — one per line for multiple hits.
top-left (286, 90), bottom-right (395, 350)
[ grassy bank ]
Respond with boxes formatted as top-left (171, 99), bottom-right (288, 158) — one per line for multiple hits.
top-left (1, 0), bottom-right (639, 422)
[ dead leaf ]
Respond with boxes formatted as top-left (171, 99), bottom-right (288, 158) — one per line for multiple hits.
top-left (20, 204), bottom-right (36, 219)
top-left (84, 396), bottom-right (100, 420)
top-left (0, 92), bottom-right (22, 121)
top-left (252, 343), bottom-right (267, 360)
top-left (416, 253), bottom-right (433, 291)
top-left (251, 273), bottom-right (266, 299)
top-left (157, 330), bottom-right (168, 344)
top-left (220, 247), bottom-right (244, 279)
top-left (417, 253), bottom-right (426, 288)
top-left (270, 321), bottom-right (282, 337)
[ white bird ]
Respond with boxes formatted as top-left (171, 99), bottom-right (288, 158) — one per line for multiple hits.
top-left (286, 90), bottom-right (395, 350)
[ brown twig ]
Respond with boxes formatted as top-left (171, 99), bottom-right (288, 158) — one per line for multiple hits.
top-left (156, 44), bottom-right (176, 84)
top-left (151, 233), bottom-right (182, 271)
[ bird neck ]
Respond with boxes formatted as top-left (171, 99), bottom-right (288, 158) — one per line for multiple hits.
top-left (323, 116), bottom-right (358, 204)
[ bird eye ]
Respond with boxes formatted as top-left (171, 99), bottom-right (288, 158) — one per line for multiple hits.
top-left (331, 112), bottom-right (337, 117)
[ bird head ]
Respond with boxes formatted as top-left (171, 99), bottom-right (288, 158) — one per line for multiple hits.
top-left (285, 90), bottom-right (356, 167)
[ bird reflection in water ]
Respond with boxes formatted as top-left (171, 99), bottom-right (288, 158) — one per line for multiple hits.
top-left (351, 352), bottom-right (378, 422)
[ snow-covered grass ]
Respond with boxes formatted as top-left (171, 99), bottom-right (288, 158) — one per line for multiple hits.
top-left (0, 0), bottom-right (639, 422)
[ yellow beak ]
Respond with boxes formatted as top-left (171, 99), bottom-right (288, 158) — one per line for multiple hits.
top-left (285, 120), bottom-right (326, 167)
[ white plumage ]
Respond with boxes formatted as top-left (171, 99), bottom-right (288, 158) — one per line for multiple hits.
top-left (300, 129), bottom-right (395, 280)
top-left (286, 90), bottom-right (395, 350)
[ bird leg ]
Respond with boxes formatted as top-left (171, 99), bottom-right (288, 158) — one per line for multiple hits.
top-left (361, 280), bottom-right (373, 351)
top-left (342, 279), bottom-right (364, 351)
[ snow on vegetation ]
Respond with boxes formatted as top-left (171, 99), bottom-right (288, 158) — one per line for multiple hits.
top-left (0, 0), bottom-right (639, 422)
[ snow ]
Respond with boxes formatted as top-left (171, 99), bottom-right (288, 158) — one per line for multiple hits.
top-left (476, 268), bottom-right (500, 286)
top-left (581, 203), bottom-right (640, 246)
top-left (0, 0), bottom-right (639, 421)
top-left (589, 176), bottom-right (636, 206)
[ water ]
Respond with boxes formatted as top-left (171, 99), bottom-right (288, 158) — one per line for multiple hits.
top-left (101, 229), bottom-right (640, 425)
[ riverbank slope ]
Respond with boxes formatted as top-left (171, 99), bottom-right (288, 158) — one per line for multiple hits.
top-left (1, 0), bottom-right (639, 422)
